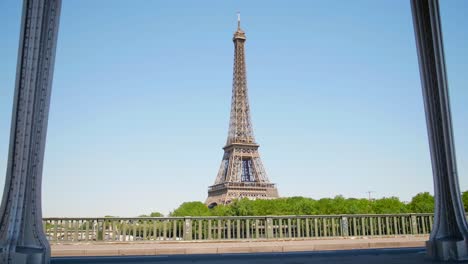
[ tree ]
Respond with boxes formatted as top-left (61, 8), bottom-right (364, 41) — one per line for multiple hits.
top-left (167, 192), bottom-right (453, 216)
top-left (372, 197), bottom-right (408, 214)
top-left (284, 197), bottom-right (318, 215)
top-left (316, 198), bottom-right (335, 215)
top-left (408, 192), bottom-right (434, 213)
top-left (170, 201), bottom-right (211, 216)
top-left (462, 191), bottom-right (468, 212)
top-left (345, 198), bottom-right (374, 214)
top-left (251, 198), bottom-right (287, 215)
top-left (229, 198), bottom-right (255, 216)
top-left (210, 204), bottom-right (234, 216)
top-left (150, 212), bottom-right (164, 217)
top-left (138, 212), bottom-right (164, 217)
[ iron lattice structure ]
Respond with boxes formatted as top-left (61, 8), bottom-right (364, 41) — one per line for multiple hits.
top-left (206, 17), bottom-right (279, 206)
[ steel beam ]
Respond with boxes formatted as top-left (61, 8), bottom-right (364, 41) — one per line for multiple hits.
top-left (0, 0), bottom-right (61, 263)
top-left (411, 0), bottom-right (468, 261)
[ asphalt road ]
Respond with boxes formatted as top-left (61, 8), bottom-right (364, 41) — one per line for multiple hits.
top-left (51, 248), bottom-right (461, 264)
top-left (51, 236), bottom-right (427, 257)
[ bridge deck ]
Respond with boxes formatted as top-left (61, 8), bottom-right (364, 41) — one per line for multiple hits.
top-left (51, 248), bottom-right (442, 264)
top-left (51, 236), bottom-right (427, 257)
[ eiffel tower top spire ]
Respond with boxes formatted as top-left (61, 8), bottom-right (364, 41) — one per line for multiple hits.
top-left (227, 14), bottom-right (254, 146)
top-left (233, 13), bottom-right (246, 41)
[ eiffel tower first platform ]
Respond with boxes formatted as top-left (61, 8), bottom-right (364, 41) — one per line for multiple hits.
top-left (206, 15), bottom-right (279, 207)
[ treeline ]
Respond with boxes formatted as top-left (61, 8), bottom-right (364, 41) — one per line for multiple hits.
top-left (168, 191), bottom-right (468, 217)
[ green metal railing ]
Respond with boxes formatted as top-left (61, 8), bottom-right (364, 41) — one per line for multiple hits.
top-left (43, 213), bottom-right (433, 243)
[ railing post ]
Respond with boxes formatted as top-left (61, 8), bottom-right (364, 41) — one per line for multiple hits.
top-left (184, 217), bottom-right (192, 241)
top-left (266, 217), bottom-right (274, 239)
top-left (340, 216), bottom-right (349, 237)
top-left (102, 219), bottom-right (107, 241)
top-left (411, 214), bottom-right (418, 235)
top-left (97, 219), bottom-right (102, 241)
top-left (54, 220), bottom-right (58, 242)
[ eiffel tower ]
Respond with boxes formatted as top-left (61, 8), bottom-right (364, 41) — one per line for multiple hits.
top-left (206, 15), bottom-right (279, 206)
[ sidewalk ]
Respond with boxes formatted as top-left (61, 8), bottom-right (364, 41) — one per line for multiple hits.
top-left (52, 236), bottom-right (428, 257)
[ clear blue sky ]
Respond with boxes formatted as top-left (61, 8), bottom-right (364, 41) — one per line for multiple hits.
top-left (0, 1), bottom-right (467, 217)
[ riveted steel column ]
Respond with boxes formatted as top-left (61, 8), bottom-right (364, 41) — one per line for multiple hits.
top-left (411, 0), bottom-right (468, 261)
top-left (0, 0), bottom-right (61, 263)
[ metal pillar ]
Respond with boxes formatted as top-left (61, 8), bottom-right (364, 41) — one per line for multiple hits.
top-left (411, 0), bottom-right (468, 261)
top-left (0, 0), bottom-right (61, 263)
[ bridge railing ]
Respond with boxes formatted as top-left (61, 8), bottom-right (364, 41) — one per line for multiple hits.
top-left (43, 213), bottom-right (433, 243)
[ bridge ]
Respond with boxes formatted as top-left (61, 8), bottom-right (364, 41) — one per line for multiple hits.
top-left (1, 0), bottom-right (465, 263)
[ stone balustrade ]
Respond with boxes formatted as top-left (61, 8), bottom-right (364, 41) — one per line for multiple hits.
top-left (43, 214), bottom-right (433, 243)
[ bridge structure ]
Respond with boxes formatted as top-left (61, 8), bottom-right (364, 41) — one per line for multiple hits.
top-left (0, 0), bottom-right (467, 263)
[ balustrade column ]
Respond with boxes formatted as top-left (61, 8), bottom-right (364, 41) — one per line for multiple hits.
top-left (266, 218), bottom-right (273, 239)
top-left (183, 218), bottom-right (192, 241)
top-left (340, 217), bottom-right (349, 237)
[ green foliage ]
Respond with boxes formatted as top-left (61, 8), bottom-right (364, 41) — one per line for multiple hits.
top-left (462, 191), bottom-right (468, 213)
top-left (151, 191), bottom-right (468, 217)
top-left (150, 212), bottom-right (164, 217)
top-left (170, 201), bottom-right (211, 216)
top-left (229, 199), bottom-right (255, 216)
top-left (372, 197), bottom-right (408, 214)
top-left (408, 192), bottom-right (434, 213)
top-left (45, 222), bottom-right (53, 230)
top-left (286, 196), bottom-right (318, 215)
top-left (209, 204), bottom-right (234, 216)
top-left (344, 198), bottom-right (374, 214)
top-left (167, 196), bottom-right (405, 216)
top-left (138, 212), bottom-right (165, 217)
top-left (168, 196), bottom-right (409, 216)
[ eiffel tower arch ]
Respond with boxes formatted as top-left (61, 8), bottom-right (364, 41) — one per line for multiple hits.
top-left (206, 15), bottom-right (279, 206)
